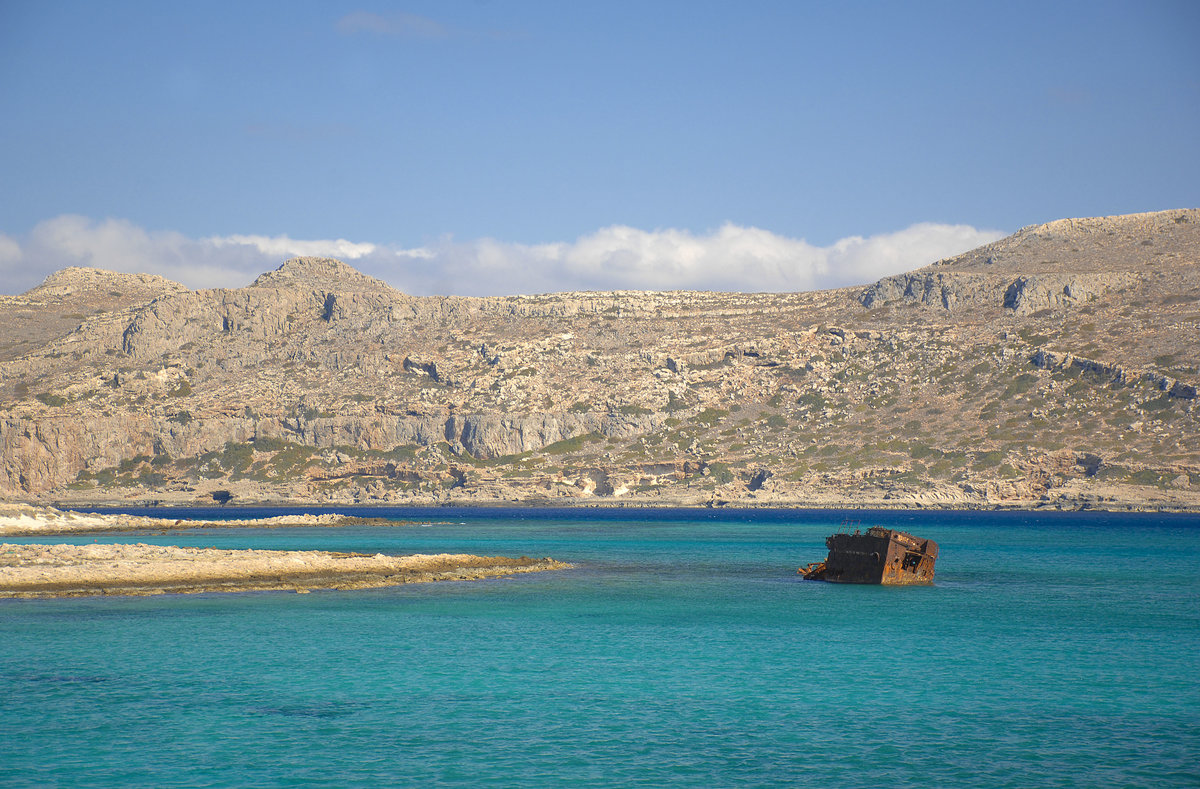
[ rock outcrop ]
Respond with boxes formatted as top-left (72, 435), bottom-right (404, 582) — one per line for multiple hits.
top-left (1002, 273), bottom-right (1135, 315)
top-left (859, 271), bottom-right (998, 310)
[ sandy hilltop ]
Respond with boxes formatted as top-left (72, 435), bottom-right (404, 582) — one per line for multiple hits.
top-left (0, 209), bottom-right (1197, 512)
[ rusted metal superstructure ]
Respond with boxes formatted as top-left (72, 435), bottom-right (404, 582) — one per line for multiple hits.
top-left (799, 526), bottom-right (938, 585)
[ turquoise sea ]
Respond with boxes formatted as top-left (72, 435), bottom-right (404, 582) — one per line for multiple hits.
top-left (2, 507), bottom-right (1198, 788)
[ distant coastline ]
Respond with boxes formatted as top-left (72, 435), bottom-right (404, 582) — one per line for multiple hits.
top-left (21, 489), bottom-right (1200, 515)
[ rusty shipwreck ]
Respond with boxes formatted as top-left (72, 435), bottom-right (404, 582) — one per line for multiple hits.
top-left (799, 527), bottom-right (938, 585)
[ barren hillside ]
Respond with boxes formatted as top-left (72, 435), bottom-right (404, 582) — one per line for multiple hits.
top-left (1, 209), bottom-right (1197, 510)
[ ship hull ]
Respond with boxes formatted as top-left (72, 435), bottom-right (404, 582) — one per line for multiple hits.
top-left (802, 528), bottom-right (938, 585)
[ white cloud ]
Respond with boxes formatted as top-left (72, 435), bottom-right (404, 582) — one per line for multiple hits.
top-left (352, 222), bottom-right (1004, 296)
top-left (10, 216), bottom-right (267, 292)
top-left (0, 233), bottom-right (21, 267)
top-left (207, 234), bottom-right (377, 261)
top-left (0, 233), bottom-right (24, 293)
top-left (0, 214), bottom-right (1004, 297)
top-left (824, 222), bottom-right (1002, 287)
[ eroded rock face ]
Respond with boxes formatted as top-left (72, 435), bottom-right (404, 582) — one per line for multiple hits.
top-left (0, 408), bottom-right (667, 494)
top-left (0, 268), bottom-right (191, 364)
top-left (448, 412), bottom-right (662, 459)
top-left (858, 268), bottom-right (1137, 314)
top-left (1002, 274), bottom-right (1134, 315)
top-left (858, 272), bottom-right (998, 310)
top-left (1030, 349), bottom-right (1197, 399)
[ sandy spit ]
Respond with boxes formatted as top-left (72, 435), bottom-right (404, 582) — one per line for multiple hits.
top-left (0, 542), bottom-right (571, 599)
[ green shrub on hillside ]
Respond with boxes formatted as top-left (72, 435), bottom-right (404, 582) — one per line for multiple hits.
top-left (542, 433), bottom-right (602, 455)
top-left (707, 462), bottom-right (734, 484)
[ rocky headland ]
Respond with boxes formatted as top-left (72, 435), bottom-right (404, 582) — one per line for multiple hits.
top-left (1, 209), bottom-right (1197, 511)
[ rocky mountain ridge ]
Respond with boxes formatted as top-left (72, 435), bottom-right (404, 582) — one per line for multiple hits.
top-left (1, 209), bottom-right (1197, 510)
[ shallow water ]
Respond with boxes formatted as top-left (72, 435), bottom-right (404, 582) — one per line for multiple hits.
top-left (3, 507), bottom-right (1198, 787)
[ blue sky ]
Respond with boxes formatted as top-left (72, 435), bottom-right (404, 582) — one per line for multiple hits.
top-left (1, 1), bottom-right (1196, 295)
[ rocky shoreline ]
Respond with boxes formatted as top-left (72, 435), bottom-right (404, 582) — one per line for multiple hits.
top-left (0, 503), bottom-right (404, 537)
top-left (23, 481), bottom-right (1200, 514)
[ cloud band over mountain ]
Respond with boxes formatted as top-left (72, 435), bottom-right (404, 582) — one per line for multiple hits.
top-left (0, 216), bottom-right (1003, 296)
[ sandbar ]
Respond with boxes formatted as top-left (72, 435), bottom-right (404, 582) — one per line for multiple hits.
top-left (0, 542), bottom-right (569, 598)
